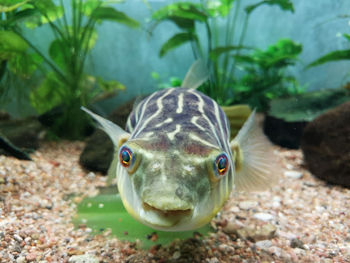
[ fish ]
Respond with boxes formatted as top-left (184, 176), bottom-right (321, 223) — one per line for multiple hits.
top-left (82, 60), bottom-right (277, 231)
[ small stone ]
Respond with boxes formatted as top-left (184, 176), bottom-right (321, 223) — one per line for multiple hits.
top-left (284, 170), bottom-right (303, 179)
top-left (239, 201), bottom-right (258, 210)
top-left (87, 172), bottom-right (96, 180)
top-left (172, 251), bottom-right (181, 260)
top-left (255, 240), bottom-right (273, 250)
top-left (68, 254), bottom-right (99, 263)
top-left (290, 238), bottom-right (304, 249)
top-left (208, 258), bottom-right (220, 263)
top-left (218, 244), bottom-right (231, 252)
top-left (222, 221), bottom-right (244, 234)
top-left (253, 224), bottom-right (277, 241)
top-left (229, 206), bottom-right (240, 213)
top-left (268, 246), bottom-right (283, 257)
top-left (13, 234), bottom-right (23, 243)
top-left (16, 256), bottom-right (26, 263)
top-left (253, 213), bottom-right (274, 221)
top-left (26, 252), bottom-right (37, 262)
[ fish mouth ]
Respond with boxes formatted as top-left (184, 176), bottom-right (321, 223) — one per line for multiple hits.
top-left (143, 202), bottom-right (192, 217)
top-left (141, 201), bottom-right (193, 228)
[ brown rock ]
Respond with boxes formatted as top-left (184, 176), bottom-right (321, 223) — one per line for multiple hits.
top-left (301, 101), bottom-right (350, 187)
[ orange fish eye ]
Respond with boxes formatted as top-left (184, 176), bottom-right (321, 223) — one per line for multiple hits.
top-left (119, 146), bottom-right (133, 167)
top-left (215, 153), bottom-right (229, 176)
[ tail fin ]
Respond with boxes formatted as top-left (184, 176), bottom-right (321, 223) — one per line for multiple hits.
top-left (181, 59), bottom-right (209, 90)
top-left (230, 111), bottom-right (279, 191)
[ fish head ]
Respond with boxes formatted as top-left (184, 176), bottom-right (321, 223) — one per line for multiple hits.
top-left (116, 133), bottom-right (233, 231)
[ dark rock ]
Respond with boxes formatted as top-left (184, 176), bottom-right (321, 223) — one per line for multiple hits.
top-left (301, 101), bottom-right (350, 187)
top-left (264, 116), bottom-right (307, 149)
top-left (0, 117), bottom-right (44, 159)
top-left (264, 88), bottom-right (350, 149)
top-left (80, 100), bottom-right (135, 174)
top-left (0, 133), bottom-right (31, 160)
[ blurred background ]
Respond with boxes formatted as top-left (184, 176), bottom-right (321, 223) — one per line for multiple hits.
top-left (2, 0), bottom-right (350, 118)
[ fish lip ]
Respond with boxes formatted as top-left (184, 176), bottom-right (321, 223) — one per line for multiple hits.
top-left (143, 202), bottom-right (193, 217)
top-left (141, 201), bottom-right (194, 228)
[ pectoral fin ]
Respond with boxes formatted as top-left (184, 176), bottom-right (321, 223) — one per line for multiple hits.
top-left (81, 107), bottom-right (130, 148)
top-left (230, 111), bottom-right (280, 192)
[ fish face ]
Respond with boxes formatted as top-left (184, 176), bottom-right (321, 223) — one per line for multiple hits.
top-left (116, 136), bottom-right (233, 231)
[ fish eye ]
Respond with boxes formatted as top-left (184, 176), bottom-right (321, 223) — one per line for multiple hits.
top-left (214, 153), bottom-right (229, 177)
top-left (119, 146), bottom-right (133, 168)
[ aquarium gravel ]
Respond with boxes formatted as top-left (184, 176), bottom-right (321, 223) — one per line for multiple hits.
top-left (0, 141), bottom-right (349, 262)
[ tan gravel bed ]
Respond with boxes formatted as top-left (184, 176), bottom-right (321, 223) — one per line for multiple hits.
top-left (0, 141), bottom-right (349, 262)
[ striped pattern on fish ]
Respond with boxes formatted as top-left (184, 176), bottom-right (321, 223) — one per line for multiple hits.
top-left (127, 88), bottom-right (230, 151)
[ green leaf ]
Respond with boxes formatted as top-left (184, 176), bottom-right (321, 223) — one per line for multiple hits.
top-left (210, 45), bottom-right (247, 61)
top-left (8, 52), bottom-right (42, 77)
top-left (152, 2), bottom-right (207, 23)
top-left (159, 32), bottom-right (197, 57)
top-left (343, 33), bottom-right (350, 42)
top-left (245, 0), bottom-right (294, 14)
top-left (206, 0), bottom-right (235, 17)
top-left (30, 72), bottom-right (66, 114)
top-left (91, 7), bottom-right (139, 28)
top-left (48, 40), bottom-right (69, 71)
top-left (97, 77), bottom-right (125, 92)
top-left (24, 0), bottom-right (63, 29)
top-left (0, 31), bottom-right (28, 58)
top-left (73, 191), bottom-right (211, 249)
top-left (0, 0), bottom-right (28, 12)
top-left (307, 49), bottom-right (350, 68)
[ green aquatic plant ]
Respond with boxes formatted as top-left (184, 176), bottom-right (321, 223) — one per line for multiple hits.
top-left (151, 71), bottom-right (182, 90)
top-left (0, 0), bottom-right (139, 139)
top-left (149, 0), bottom-right (295, 107)
top-left (0, 0), bottom-right (43, 108)
top-left (74, 191), bottom-right (211, 248)
top-left (308, 31), bottom-right (350, 68)
top-left (233, 39), bottom-right (305, 112)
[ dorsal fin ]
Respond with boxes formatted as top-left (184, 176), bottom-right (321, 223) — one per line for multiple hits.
top-left (230, 111), bottom-right (280, 191)
top-left (181, 59), bottom-right (209, 90)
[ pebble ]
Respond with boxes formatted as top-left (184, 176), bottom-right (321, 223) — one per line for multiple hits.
top-left (13, 234), bottom-right (23, 243)
top-left (255, 240), bottom-right (273, 250)
top-left (207, 258), bottom-right (220, 263)
top-left (16, 256), bottom-right (26, 263)
top-left (68, 254), bottom-right (99, 263)
top-left (253, 213), bottom-right (274, 221)
top-left (87, 172), bottom-right (96, 180)
top-left (284, 171), bottom-right (303, 179)
top-left (172, 251), bottom-right (181, 260)
top-left (222, 221), bottom-right (244, 234)
top-left (26, 252), bottom-right (37, 262)
top-left (239, 201), bottom-right (258, 210)
top-left (290, 238), bottom-right (304, 249)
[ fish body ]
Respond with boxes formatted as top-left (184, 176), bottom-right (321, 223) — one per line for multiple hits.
top-left (82, 62), bottom-right (277, 231)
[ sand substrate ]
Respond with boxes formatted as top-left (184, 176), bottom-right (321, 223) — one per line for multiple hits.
top-left (0, 141), bottom-right (349, 262)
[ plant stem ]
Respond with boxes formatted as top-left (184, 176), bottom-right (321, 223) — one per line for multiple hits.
top-left (60, 0), bottom-right (71, 41)
top-left (222, 0), bottom-right (241, 90)
top-left (227, 13), bottom-right (250, 87)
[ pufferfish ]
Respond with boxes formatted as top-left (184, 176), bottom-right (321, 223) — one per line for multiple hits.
top-left (82, 61), bottom-right (277, 231)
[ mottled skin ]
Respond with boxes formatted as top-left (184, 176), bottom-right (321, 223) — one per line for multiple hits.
top-left (116, 88), bottom-right (235, 231)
